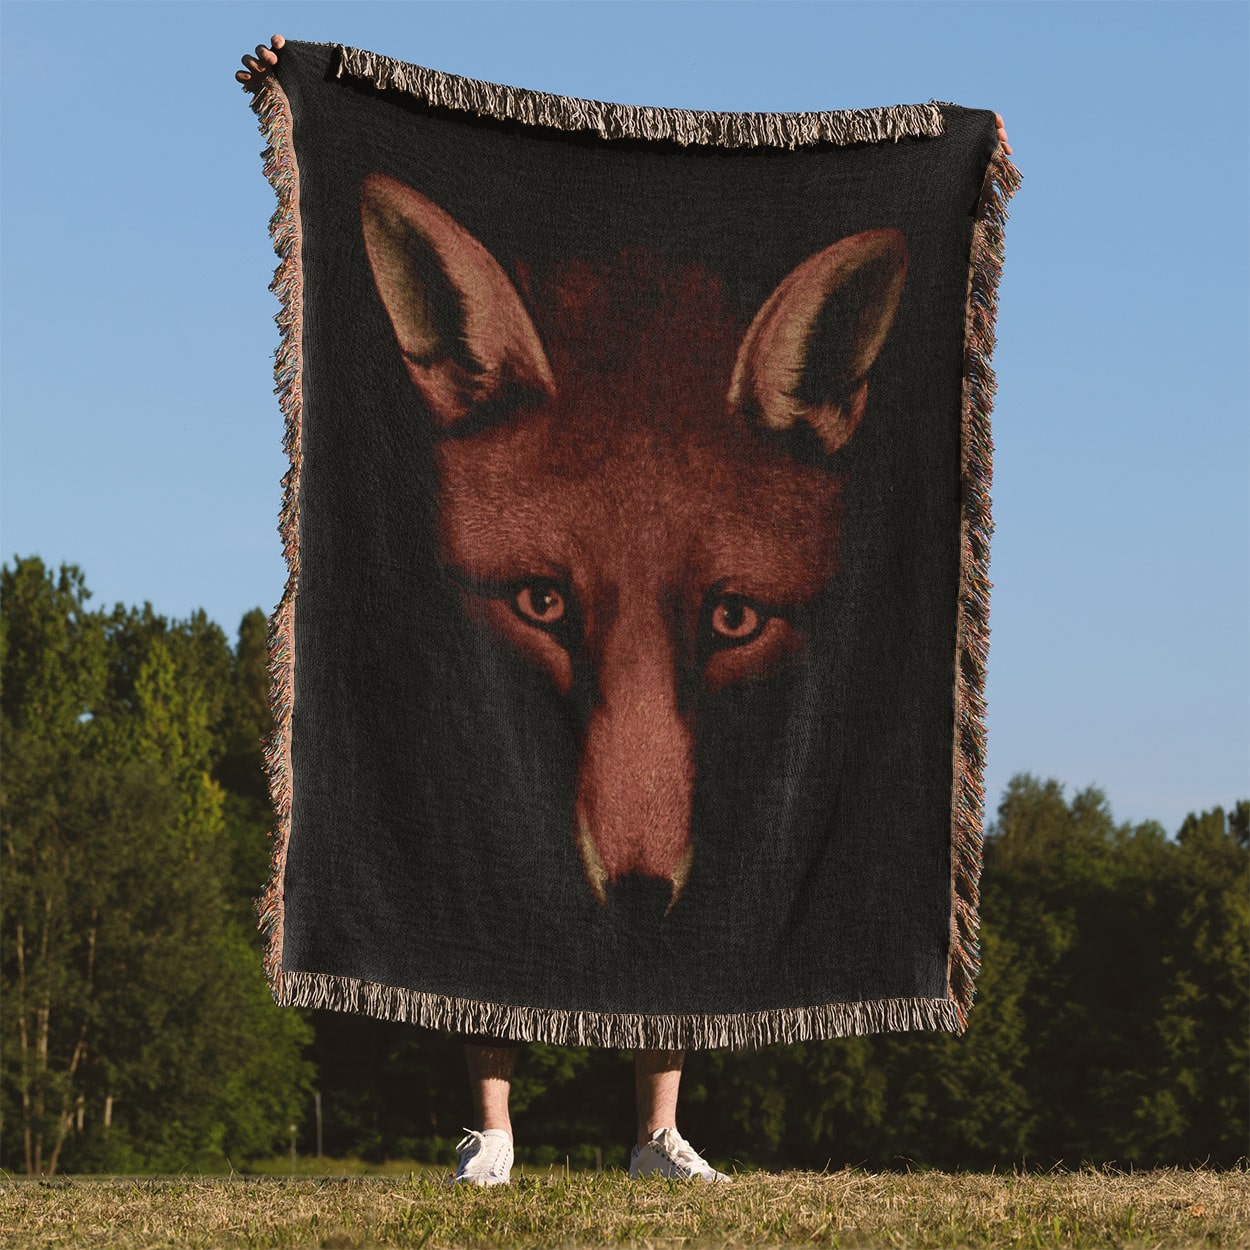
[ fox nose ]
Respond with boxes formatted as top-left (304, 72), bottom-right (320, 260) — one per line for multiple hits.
top-left (577, 811), bottom-right (693, 910)
top-left (573, 651), bottom-right (697, 905)
top-left (604, 875), bottom-right (683, 924)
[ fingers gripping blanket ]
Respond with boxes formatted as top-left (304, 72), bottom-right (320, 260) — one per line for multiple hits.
top-left (248, 41), bottom-right (1021, 1049)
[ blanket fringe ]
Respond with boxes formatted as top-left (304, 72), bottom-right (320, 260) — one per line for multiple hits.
top-left (249, 75), bottom-right (305, 1004)
top-left (332, 44), bottom-right (944, 149)
top-left (948, 144), bottom-right (1023, 1028)
top-left (279, 969), bottom-right (962, 1049)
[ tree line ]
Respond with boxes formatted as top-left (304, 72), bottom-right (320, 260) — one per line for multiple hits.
top-left (1, 556), bottom-right (1245, 1174)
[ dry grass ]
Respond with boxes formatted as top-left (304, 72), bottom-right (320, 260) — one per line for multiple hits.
top-left (0, 1166), bottom-right (1247, 1248)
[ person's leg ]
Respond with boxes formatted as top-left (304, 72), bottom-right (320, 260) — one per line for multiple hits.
top-left (631, 1048), bottom-right (729, 1180)
top-left (464, 1041), bottom-right (518, 1138)
top-left (634, 1048), bottom-right (684, 1146)
top-left (453, 1037), bottom-right (519, 1185)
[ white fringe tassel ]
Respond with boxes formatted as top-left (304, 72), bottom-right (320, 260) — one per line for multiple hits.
top-left (278, 969), bottom-right (962, 1049)
top-left (332, 45), bottom-right (945, 150)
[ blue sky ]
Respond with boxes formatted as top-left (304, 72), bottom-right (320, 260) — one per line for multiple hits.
top-left (2, 1), bottom-right (1246, 835)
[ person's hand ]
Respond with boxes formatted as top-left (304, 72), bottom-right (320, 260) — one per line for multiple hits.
top-left (236, 34), bottom-right (285, 89)
top-left (994, 113), bottom-right (1013, 156)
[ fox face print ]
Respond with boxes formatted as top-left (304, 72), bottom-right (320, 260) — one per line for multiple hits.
top-left (361, 173), bottom-right (908, 910)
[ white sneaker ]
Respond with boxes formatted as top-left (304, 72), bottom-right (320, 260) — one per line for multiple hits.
top-left (629, 1127), bottom-right (730, 1180)
top-left (452, 1127), bottom-right (513, 1186)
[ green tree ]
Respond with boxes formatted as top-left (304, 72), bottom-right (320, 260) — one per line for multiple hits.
top-left (0, 557), bottom-right (312, 1173)
top-left (213, 607), bottom-right (279, 933)
top-left (1146, 803), bottom-right (1249, 1162)
top-left (981, 776), bottom-right (1248, 1166)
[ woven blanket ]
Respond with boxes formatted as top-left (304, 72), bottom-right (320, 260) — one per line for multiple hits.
top-left (249, 40), bottom-right (1020, 1049)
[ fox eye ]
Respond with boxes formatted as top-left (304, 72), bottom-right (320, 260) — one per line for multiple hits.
top-left (514, 582), bottom-right (566, 627)
top-left (709, 594), bottom-right (766, 646)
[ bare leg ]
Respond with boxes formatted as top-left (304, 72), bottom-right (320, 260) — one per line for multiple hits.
top-left (464, 1043), bottom-right (517, 1138)
top-left (635, 1048), bottom-right (685, 1147)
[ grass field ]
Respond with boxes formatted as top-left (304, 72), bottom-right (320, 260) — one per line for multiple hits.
top-left (1, 1165), bottom-right (1247, 1248)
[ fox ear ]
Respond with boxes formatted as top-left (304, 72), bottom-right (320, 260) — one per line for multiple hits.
top-left (728, 229), bottom-right (908, 456)
top-left (361, 173), bottom-right (555, 428)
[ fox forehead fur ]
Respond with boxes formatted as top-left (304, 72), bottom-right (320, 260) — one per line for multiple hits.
top-left (361, 172), bottom-right (908, 910)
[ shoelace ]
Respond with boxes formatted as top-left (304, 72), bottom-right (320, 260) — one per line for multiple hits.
top-left (455, 1127), bottom-right (509, 1177)
top-left (659, 1129), bottom-right (712, 1176)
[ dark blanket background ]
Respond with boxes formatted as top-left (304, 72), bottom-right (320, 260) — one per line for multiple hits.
top-left (272, 41), bottom-right (997, 1023)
